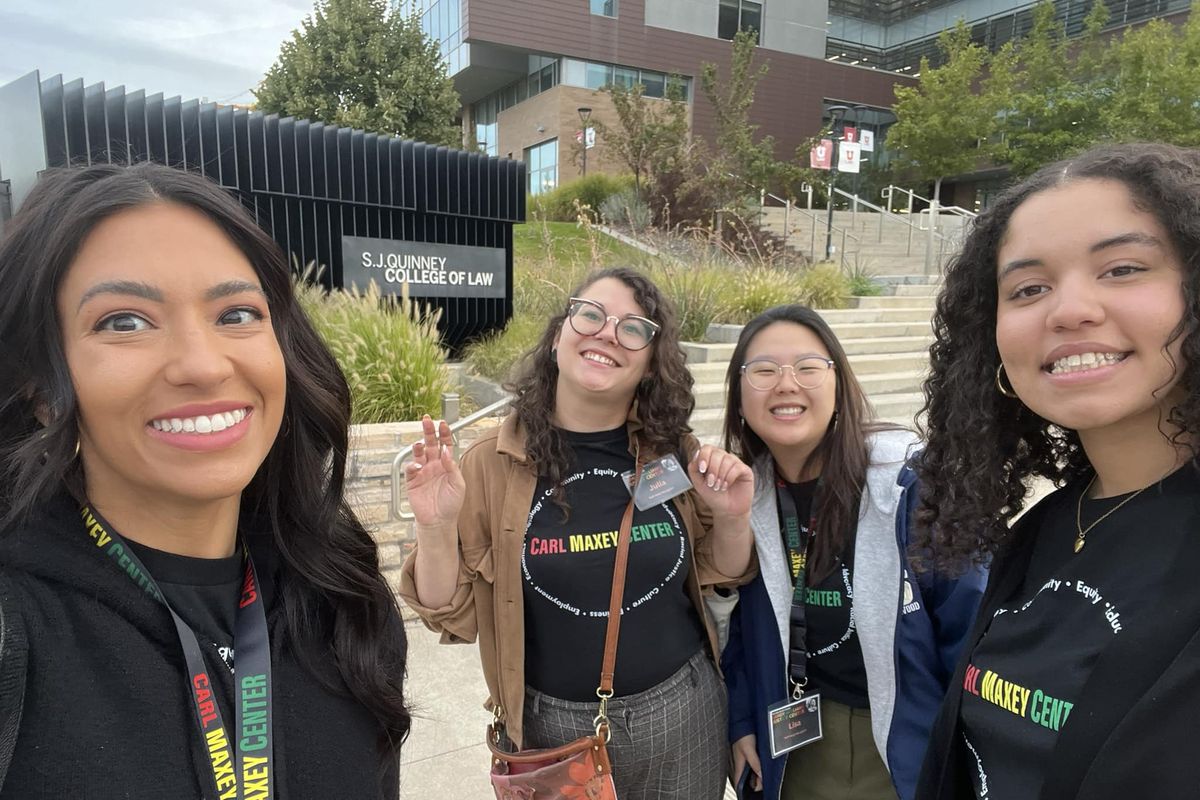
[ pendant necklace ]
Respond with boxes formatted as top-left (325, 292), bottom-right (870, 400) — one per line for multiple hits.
top-left (1074, 473), bottom-right (1151, 553)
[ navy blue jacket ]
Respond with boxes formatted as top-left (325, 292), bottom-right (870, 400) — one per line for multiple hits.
top-left (723, 434), bottom-right (986, 800)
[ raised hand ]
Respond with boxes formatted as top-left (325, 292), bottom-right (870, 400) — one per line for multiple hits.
top-left (403, 415), bottom-right (466, 528)
top-left (688, 444), bottom-right (755, 521)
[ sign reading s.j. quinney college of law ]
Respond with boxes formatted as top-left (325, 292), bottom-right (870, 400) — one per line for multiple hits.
top-left (341, 236), bottom-right (507, 299)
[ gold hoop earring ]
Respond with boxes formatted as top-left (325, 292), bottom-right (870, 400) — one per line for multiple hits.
top-left (73, 439), bottom-right (81, 460)
top-left (995, 364), bottom-right (1019, 399)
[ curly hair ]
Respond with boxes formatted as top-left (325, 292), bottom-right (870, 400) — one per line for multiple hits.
top-left (0, 163), bottom-right (410, 754)
top-left (721, 305), bottom-right (902, 582)
top-left (914, 142), bottom-right (1200, 573)
top-left (507, 267), bottom-right (695, 504)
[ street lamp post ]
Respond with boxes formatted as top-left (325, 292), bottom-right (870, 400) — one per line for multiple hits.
top-left (824, 105), bottom-right (849, 262)
top-left (578, 107), bottom-right (592, 177)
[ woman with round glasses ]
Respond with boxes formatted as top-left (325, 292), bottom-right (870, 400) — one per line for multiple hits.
top-left (400, 267), bottom-right (756, 799)
top-left (718, 305), bottom-right (984, 800)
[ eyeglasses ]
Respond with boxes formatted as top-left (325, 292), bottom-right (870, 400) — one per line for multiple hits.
top-left (566, 297), bottom-right (661, 351)
top-left (741, 356), bottom-right (836, 391)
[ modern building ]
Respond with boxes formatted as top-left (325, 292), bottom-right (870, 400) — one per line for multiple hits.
top-left (398, 0), bottom-right (1189, 204)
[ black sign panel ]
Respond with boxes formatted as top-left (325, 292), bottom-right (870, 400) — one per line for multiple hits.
top-left (341, 235), bottom-right (507, 299)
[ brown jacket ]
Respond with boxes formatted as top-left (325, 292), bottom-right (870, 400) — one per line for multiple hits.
top-left (398, 410), bottom-right (754, 746)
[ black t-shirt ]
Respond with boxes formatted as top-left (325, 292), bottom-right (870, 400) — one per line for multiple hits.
top-left (781, 479), bottom-right (870, 709)
top-left (521, 427), bottom-right (707, 701)
top-left (959, 463), bottom-right (1200, 800)
top-left (126, 537), bottom-right (244, 675)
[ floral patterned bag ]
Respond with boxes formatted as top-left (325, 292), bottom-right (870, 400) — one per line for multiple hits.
top-left (487, 490), bottom-right (639, 800)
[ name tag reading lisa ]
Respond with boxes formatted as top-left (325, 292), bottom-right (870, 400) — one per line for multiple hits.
top-left (767, 693), bottom-right (823, 758)
top-left (621, 455), bottom-right (693, 511)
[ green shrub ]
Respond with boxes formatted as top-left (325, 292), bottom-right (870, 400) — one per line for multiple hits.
top-left (796, 263), bottom-right (851, 309)
top-left (848, 273), bottom-right (883, 296)
top-left (599, 188), bottom-right (651, 230)
top-left (463, 312), bottom-right (548, 383)
top-left (650, 262), bottom-right (730, 342)
top-left (527, 174), bottom-right (635, 221)
top-left (716, 266), bottom-right (807, 324)
top-left (846, 258), bottom-right (883, 296)
top-left (295, 279), bottom-right (453, 423)
top-left (515, 259), bottom-right (592, 318)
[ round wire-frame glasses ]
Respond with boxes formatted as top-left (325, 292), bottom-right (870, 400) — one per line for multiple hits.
top-left (741, 356), bottom-right (836, 391)
top-left (566, 297), bottom-right (661, 351)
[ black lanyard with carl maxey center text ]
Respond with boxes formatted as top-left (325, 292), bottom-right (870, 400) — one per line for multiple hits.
top-left (79, 505), bottom-right (275, 800)
top-left (776, 476), bottom-right (820, 697)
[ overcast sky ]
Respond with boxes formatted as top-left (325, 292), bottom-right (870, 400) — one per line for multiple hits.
top-left (0, 0), bottom-right (316, 105)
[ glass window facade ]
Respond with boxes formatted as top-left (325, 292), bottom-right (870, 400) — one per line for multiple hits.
top-left (718, 0), bottom-right (762, 43)
top-left (526, 139), bottom-right (559, 195)
top-left (470, 56), bottom-right (691, 157)
top-left (827, 0), bottom-right (1191, 74)
top-left (395, 0), bottom-right (468, 74)
top-left (590, 0), bottom-right (617, 17)
top-left (567, 58), bottom-right (691, 99)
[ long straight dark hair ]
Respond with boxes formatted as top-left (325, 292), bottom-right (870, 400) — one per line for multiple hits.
top-left (0, 163), bottom-right (410, 753)
top-left (722, 305), bottom-right (899, 581)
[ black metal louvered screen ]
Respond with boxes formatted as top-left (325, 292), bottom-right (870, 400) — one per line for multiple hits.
top-left (0, 71), bottom-right (524, 351)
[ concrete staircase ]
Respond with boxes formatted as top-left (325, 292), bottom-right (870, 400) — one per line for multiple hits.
top-left (758, 206), bottom-right (968, 276)
top-left (682, 279), bottom-right (940, 443)
top-left (352, 278), bottom-right (942, 579)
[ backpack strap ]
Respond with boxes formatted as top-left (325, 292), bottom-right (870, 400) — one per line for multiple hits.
top-left (0, 573), bottom-right (28, 793)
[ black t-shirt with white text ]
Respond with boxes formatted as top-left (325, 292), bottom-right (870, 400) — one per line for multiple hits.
top-left (126, 537), bottom-right (243, 675)
top-left (959, 463), bottom-right (1200, 800)
top-left (782, 479), bottom-right (869, 709)
top-left (521, 427), bottom-right (707, 701)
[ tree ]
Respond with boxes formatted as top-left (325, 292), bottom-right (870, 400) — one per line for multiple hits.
top-left (256, 0), bottom-right (460, 146)
top-left (998, 0), bottom-right (1110, 177)
top-left (887, 21), bottom-right (999, 201)
top-left (684, 29), bottom-right (790, 236)
top-left (588, 80), bottom-right (689, 198)
top-left (1102, 12), bottom-right (1200, 147)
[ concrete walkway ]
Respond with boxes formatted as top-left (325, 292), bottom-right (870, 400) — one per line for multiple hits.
top-left (398, 617), bottom-right (738, 799)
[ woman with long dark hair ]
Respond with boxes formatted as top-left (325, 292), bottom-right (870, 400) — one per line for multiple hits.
top-left (400, 267), bottom-right (755, 799)
top-left (719, 305), bottom-right (984, 800)
top-left (0, 163), bottom-right (410, 799)
top-left (915, 142), bottom-right (1200, 799)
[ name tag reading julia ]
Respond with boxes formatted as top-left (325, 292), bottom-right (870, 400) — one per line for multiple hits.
top-left (621, 455), bottom-right (693, 511)
top-left (767, 693), bottom-right (824, 758)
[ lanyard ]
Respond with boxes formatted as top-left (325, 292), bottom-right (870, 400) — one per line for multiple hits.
top-left (79, 505), bottom-right (275, 800)
top-left (776, 477), bottom-right (820, 695)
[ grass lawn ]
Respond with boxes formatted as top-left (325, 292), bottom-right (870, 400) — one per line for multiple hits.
top-left (513, 220), bottom-right (651, 269)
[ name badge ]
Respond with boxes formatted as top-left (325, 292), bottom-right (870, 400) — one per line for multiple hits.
top-left (767, 693), bottom-right (823, 758)
top-left (621, 455), bottom-right (692, 511)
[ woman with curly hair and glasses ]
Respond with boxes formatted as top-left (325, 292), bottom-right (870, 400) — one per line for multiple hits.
top-left (915, 143), bottom-right (1200, 800)
top-left (718, 305), bottom-right (984, 800)
top-left (400, 267), bottom-right (756, 800)
top-left (0, 163), bottom-right (410, 799)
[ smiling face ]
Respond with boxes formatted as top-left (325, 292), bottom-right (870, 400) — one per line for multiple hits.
top-left (553, 276), bottom-right (654, 409)
top-left (738, 321), bottom-right (838, 466)
top-left (56, 202), bottom-right (287, 510)
top-left (995, 178), bottom-right (1188, 436)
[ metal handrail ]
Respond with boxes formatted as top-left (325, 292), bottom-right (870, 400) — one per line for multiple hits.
top-left (725, 171), bottom-right (860, 263)
top-left (833, 186), bottom-right (952, 240)
top-left (882, 185), bottom-right (978, 220)
top-left (389, 395), bottom-right (513, 521)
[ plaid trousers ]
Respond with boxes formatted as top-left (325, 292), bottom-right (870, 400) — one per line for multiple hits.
top-left (522, 649), bottom-right (729, 800)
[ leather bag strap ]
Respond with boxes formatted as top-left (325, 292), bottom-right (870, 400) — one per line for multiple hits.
top-left (598, 439), bottom-right (644, 695)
